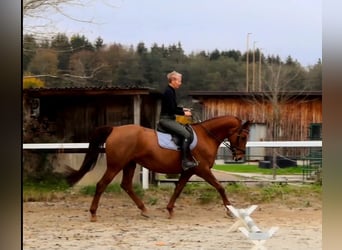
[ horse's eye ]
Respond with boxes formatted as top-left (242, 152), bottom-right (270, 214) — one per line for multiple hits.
top-left (239, 136), bottom-right (246, 142)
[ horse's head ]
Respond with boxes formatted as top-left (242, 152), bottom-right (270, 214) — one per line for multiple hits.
top-left (229, 120), bottom-right (252, 161)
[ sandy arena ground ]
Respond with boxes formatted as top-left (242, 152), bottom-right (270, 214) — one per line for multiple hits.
top-left (23, 190), bottom-right (321, 250)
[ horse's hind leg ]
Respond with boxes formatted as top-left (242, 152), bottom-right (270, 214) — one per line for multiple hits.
top-left (89, 167), bottom-right (121, 222)
top-left (120, 162), bottom-right (148, 217)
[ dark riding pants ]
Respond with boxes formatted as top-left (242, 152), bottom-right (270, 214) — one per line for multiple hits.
top-left (159, 118), bottom-right (191, 139)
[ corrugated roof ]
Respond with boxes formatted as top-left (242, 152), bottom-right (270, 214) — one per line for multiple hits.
top-left (23, 85), bottom-right (155, 91)
top-left (189, 91), bottom-right (322, 97)
top-left (23, 86), bottom-right (162, 96)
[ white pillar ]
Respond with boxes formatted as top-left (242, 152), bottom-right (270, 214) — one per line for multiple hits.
top-left (133, 95), bottom-right (149, 189)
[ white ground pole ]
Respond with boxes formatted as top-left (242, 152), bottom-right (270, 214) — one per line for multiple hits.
top-left (227, 205), bottom-right (279, 250)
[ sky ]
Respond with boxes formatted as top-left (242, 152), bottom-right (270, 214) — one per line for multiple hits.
top-left (24, 0), bottom-right (322, 67)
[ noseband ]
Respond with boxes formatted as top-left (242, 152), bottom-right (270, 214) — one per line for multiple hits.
top-left (229, 127), bottom-right (249, 155)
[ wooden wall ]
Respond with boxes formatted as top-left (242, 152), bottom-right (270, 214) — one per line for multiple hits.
top-left (23, 89), bottom-right (161, 143)
top-left (23, 88), bottom-right (162, 186)
top-left (200, 96), bottom-right (322, 141)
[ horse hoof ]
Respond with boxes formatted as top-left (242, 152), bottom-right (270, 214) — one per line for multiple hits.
top-left (141, 210), bottom-right (149, 218)
top-left (166, 207), bottom-right (174, 219)
top-left (226, 210), bottom-right (234, 218)
top-left (90, 215), bottom-right (97, 222)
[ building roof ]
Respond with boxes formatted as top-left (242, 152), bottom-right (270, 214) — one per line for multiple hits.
top-left (188, 91), bottom-right (322, 99)
top-left (23, 86), bottom-right (162, 97)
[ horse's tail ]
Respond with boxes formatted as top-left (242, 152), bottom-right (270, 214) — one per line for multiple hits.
top-left (65, 126), bottom-right (113, 186)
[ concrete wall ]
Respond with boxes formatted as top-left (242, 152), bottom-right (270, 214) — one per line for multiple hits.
top-left (54, 153), bottom-right (141, 186)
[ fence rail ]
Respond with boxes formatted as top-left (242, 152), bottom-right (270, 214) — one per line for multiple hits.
top-left (23, 141), bottom-right (322, 189)
top-left (23, 141), bottom-right (322, 150)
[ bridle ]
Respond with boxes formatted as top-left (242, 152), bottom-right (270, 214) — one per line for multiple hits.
top-left (199, 123), bottom-right (249, 156)
top-left (230, 127), bottom-right (249, 155)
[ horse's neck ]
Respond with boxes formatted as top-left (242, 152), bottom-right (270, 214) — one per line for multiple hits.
top-left (200, 116), bottom-right (240, 142)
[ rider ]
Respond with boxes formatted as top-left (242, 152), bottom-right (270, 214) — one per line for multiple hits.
top-left (159, 71), bottom-right (197, 171)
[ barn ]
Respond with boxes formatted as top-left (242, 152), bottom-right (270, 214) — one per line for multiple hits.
top-left (189, 91), bottom-right (322, 161)
top-left (23, 88), bottom-right (322, 185)
top-left (23, 86), bottom-right (162, 185)
top-left (23, 86), bottom-right (162, 142)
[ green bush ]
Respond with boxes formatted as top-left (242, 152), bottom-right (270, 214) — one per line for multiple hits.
top-left (79, 183), bottom-right (145, 197)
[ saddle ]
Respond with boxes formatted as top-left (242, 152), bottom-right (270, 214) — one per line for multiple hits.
top-left (156, 123), bottom-right (195, 150)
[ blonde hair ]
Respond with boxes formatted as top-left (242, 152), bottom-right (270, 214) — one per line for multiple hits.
top-left (167, 71), bottom-right (182, 82)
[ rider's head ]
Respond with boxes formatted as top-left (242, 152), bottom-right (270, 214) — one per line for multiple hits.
top-left (167, 71), bottom-right (182, 89)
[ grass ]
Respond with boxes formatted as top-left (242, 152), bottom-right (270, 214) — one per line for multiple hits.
top-left (213, 164), bottom-right (303, 175)
top-left (23, 178), bottom-right (321, 209)
top-left (23, 177), bottom-right (70, 202)
top-left (158, 164), bottom-right (303, 181)
top-left (23, 163), bottom-right (320, 207)
top-left (79, 183), bottom-right (145, 198)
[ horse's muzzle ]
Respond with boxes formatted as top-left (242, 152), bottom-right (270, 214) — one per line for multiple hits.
top-left (233, 153), bottom-right (244, 161)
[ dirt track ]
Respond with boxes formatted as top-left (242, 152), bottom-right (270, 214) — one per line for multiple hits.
top-left (23, 191), bottom-right (321, 250)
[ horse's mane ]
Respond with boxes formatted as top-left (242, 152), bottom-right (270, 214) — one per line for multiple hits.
top-left (192, 115), bottom-right (241, 126)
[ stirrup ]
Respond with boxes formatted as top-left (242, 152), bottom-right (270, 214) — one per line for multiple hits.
top-left (182, 160), bottom-right (197, 170)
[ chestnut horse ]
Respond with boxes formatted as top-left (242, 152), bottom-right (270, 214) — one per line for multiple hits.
top-left (65, 115), bottom-right (251, 222)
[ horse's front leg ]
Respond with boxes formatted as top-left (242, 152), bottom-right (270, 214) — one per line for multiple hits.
top-left (166, 170), bottom-right (193, 219)
top-left (196, 169), bottom-right (233, 217)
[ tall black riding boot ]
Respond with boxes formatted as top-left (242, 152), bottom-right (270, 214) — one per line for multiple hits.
top-left (181, 138), bottom-right (197, 171)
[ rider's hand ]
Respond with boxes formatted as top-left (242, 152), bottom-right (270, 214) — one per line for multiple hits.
top-left (184, 110), bottom-right (192, 117)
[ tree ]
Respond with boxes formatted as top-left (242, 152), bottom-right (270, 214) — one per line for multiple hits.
top-left (101, 43), bottom-right (132, 85)
top-left (209, 49), bottom-right (220, 60)
top-left (23, 34), bottom-right (38, 72)
top-left (23, 0), bottom-right (112, 37)
top-left (50, 33), bottom-right (72, 72)
top-left (166, 42), bottom-right (187, 65)
top-left (39, 39), bottom-right (50, 49)
top-left (219, 57), bottom-right (245, 91)
top-left (23, 0), bottom-right (75, 16)
top-left (94, 37), bottom-right (104, 51)
top-left (143, 43), bottom-right (168, 88)
top-left (285, 55), bottom-right (295, 65)
top-left (70, 34), bottom-right (94, 52)
top-left (23, 0), bottom-right (78, 37)
top-left (305, 60), bottom-right (322, 90)
top-left (69, 51), bottom-right (95, 80)
top-left (248, 60), bottom-right (314, 178)
top-left (221, 50), bottom-right (242, 62)
top-left (186, 55), bottom-right (210, 91)
top-left (136, 42), bottom-right (148, 56)
top-left (67, 49), bottom-right (111, 86)
top-left (274, 62), bottom-right (307, 91)
top-left (23, 1), bottom-right (115, 83)
top-left (27, 48), bottom-right (58, 75)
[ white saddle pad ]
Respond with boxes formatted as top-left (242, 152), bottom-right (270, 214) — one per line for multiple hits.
top-left (156, 129), bottom-right (198, 151)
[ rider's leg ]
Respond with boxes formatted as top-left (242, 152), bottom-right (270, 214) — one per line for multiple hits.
top-left (158, 119), bottom-right (197, 170)
top-left (181, 137), bottom-right (197, 170)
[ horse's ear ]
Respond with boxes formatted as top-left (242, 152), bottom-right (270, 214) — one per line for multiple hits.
top-left (242, 119), bottom-right (254, 128)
